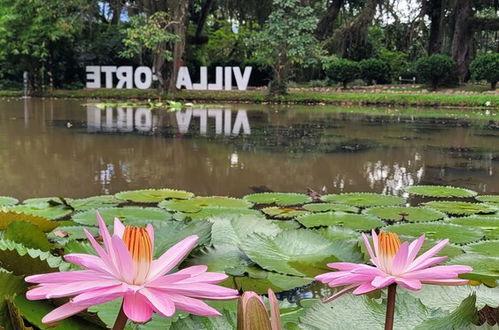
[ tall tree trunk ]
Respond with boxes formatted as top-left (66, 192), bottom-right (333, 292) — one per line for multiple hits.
top-left (166, 0), bottom-right (189, 94)
top-left (195, 0), bottom-right (215, 39)
top-left (316, 0), bottom-right (344, 39)
top-left (424, 0), bottom-right (444, 54)
top-left (451, 0), bottom-right (473, 83)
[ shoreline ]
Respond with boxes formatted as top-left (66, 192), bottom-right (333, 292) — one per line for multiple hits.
top-left (0, 88), bottom-right (498, 108)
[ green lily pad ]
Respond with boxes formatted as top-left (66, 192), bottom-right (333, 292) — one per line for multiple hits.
top-left (68, 195), bottom-right (121, 211)
top-left (261, 207), bottom-right (308, 219)
top-left (383, 222), bottom-right (484, 244)
top-left (363, 206), bottom-right (446, 222)
top-left (159, 196), bottom-right (252, 213)
top-left (406, 185), bottom-right (477, 198)
top-left (296, 212), bottom-right (384, 230)
top-left (0, 196), bottom-right (18, 207)
top-left (72, 207), bottom-right (171, 226)
top-left (476, 195), bottom-right (499, 204)
top-left (244, 193), bottom-right (311, 206)
top-left (0, 210), bottom-right (58, 232)
top-left (321, 193), bottom-right (405, 208)
top-left (5, 221), bottom-right (52, 251)
top-left (241, 229), bottom-right (363, 277)
top-left (423, 201), bottom-right (497, 215)
top-left (115, 188), bottom-right (193, 203)
top-left (448, 215), bottom-right (499, 239)
top-left (48, 226), bottom-right (99, 241)
top-left (175, 207), bottom-right (261, 221)
top-left (303, 203), bottom-right (359, 213)
top-left (23, 197), bottom-right (61, 204)
top-left (449, 254), bottom-right (499, 282)
top-left (7, 203), bottom-right (72, 220)
top-left (465, 240), bottom-right (499, 257)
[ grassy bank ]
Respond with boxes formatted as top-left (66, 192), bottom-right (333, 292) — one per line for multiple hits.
top-left (0, 88), bottom-right (498, 108)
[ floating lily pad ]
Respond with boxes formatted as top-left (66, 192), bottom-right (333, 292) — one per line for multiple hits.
top-left (48, 226), bottom-right (99, 241)
top-left (241, 229), bottom-right (363, 277)
top-left (296, 212), bottom-right (384, 230)
top-left (363, 206), bottom-right (446, 222)
top-left (115, 188), bottom-right (193, 203)
top-left (448, 216), bottom-right (499, 240)
top-left (7, 203), bottom-right (72, 220)
top-left (159, 197), bottom-right (252, 213)
top-left (476, 195), bottom-right (499, 204)
top-left (68, 195), bottom-right (121, 211)
top-left (423, 201), bottom-right (497, 215)
top-left (321, 193), bottom-right (405, 208)
top-left (23, 197), bottom-right (61, 204)
top-left (261, 207), bottom-right (308, 219)
top-left (175, 208), bottom-right (261, 221)
top-left (449, 254), bottom-right (499, 282)
top-left (0, 196), bottom-right (18, 207)
top-left (72, 207), bottom-right (171, 226)
top-left (303, 203), bottom-right (358, 213)
top-left (0, 211), bottom-right (58, 232)
top-left (314, 226), bottom-right (359, 241)
top-left (383, 222), bottom-right (484, 244)
top-left (406, 185), bottom-right (477, 198)
top-left (465, 240), bottom-right (499, 257)
top-left (243, 193), bottom-right (311, 206)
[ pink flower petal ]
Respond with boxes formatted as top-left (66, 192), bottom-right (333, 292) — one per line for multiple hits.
top-left (391, 242), bottom-right (410, 274)
top-left (371, 276), bottom-right (395, 289)
top-left (326, 273), bottom-right (377, 287)
top-left (96, 212), bottom-right (114, 255)
top-left (140, 288), bottom-right (176, 317)
top-left (147, 273), bottom-right (192, 287)
top-left (114, 217), bottom-right (125, 238)
top-left (396, 278), bottom-right (422, 290)
top-left (168, 293), bottom-right (222, 316)
top-left (41, 302), bottom-right (89, 324)
top-left (406, 235), bottom-right (425, 264)
top-left (176, 265), bottom-right (208, 276)
top-left (371, 230), bottom-right (379, 256)
top-left (63, 254), bottom-right (111, 275)
top-left (352, 282), bottom-right (378, 295)
top-left (404, 265), bottom-right (472, 280)
top-left (406, 256), bottom-right (448, 273)
top-left (123, 292), bottom-right (154, 323)
top-left (408, 239), bottom-right (449, 271)
top-left (83, 229), bottom-right (118, 276)
top-left (361, 233), bottom-right (376, 262)
top-left (155, 283), bottom-right (239, 300)
top-left (110, 235), bottom-right (134, 283)
top-left (27, 279), bottom-right (120, 300)
top-left (25, 270), bottom-right (111, 284)
top-left (323, 284), bottom-right (359, 302)
top-left (148, 235), bottom-right (199, 281)
top-left (70, 284), bottom-right (126, 305)
top-left (146, 224), bottom-right (154, 250)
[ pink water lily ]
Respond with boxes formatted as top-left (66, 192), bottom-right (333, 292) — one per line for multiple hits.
top-left (316, 230), bottom-right (472, 302)
top-left (238, 289), bottom-right (281, 330)
top-left (25, 213), bottom-right (238, 324)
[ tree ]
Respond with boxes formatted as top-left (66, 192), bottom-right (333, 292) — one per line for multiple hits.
top-left (325, 58), bottom-right (360, 88)
top-left (253, 0), bottom-right (319, 95)
top-left (415, 54), bottom-right (455, 89)
top-left (470, 53), bottom-right (499, 89)
top-left (359, 58), bottom-right (390, 85)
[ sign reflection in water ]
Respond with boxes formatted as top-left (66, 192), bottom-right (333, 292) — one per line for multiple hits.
top-left (86, 106), bottom-right (251, 135)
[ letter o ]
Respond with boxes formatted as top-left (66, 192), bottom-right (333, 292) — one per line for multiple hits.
top-left (134, 108), bottom-right (152, 132)
top-left (134, 67), bottom-right (152, 89)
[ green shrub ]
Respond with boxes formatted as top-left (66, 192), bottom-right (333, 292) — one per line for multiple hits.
top-left (470, 53), bottom-right (499, 90)
top-left (359, 59), bottom-right (391, 85)
top-left (415, 55), bottom-right (456, 89)
top-left (324, 58), bottom-right (360, 88)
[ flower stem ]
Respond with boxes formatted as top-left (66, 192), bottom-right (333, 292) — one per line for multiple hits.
top-left (112, 302), bottom-right (128, 330)
top-left (384, 284), bottom-right (397, 330)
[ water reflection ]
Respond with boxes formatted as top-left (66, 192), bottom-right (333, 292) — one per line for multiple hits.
top-left (0, 99), bottom-right (498, 199)
top-left (86, 106), bottom-right (251, 135)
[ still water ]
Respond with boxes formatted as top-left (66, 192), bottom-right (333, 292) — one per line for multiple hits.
top-left (0, 98), bottom-right (498, 200)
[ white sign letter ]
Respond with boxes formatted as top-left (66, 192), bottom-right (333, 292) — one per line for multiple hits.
top-left (208, 67), bottom-right (223, 90)
top-left (86, 66), bottom-right (101, 88)
top-left (134, 66), bottom-right (152, 89)
top-left (176, 66), bottom-right (192, 89)
top-left (193, 67), bottom-right (208, 90)
top-left (101, 66), bottom-right (117, 88)
top-left (116, 66), bottom-right (133, 89)
top-left (233, 67), bottom-right (252, 91)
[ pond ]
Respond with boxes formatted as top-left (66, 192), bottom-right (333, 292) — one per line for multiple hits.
top-left (1, 98), bottom-right (498, 200)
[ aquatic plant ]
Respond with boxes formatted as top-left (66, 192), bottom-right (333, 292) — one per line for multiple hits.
top-left (261, 207), bottom-right (308, 219)
top-left (0, 196), bottom-right (18, 207)
top-left (363, 206), bottom-right (446, 222)
top-left (244, 192), bottom-right (311, 206)
top-left (296, 212), bottom-right (384, 230)
top-left (406, 185), bottom-right (477, 198)
top-left (464, 240), bottom-right (499, 258)
top-left (115, 189), bottom-right (193, 203)
top-left (238, 289), bottom-right (281, 330)
top-left (383, 222), bottom-right (484, 244)
top-left (448, 215), bottom-right (499, 239)
top-left (321, 193), bottom-right (405, 208)
top-left (303, 203), bottom-right (358, 213)
top-left (159, 197), bottom-right (252, 213)
top-left (25, 213), bottom-right (238, 326)
top-left (423, 201), bottom-right (497, 215)
top-left (73, 207), bottom-right (171, 225)
top-left (475, 195), bottom-right (499, 205)
top-left (315, 231), bottom-right (472, 329)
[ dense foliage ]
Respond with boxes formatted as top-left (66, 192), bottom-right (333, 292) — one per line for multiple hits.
top-left (324, 58), bottom-right (360, 88)
top-left (470, 53), bottom-right (499, 90)
top-left (415, 55), bottom-right (456, 89)
top-left (0, 0), bottom-right (497, 94)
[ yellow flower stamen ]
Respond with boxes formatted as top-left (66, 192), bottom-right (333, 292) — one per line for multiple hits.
top-left (379, 232), bottom-right (401, 257)
top-left (123, 226), bottom-right (152, 283)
